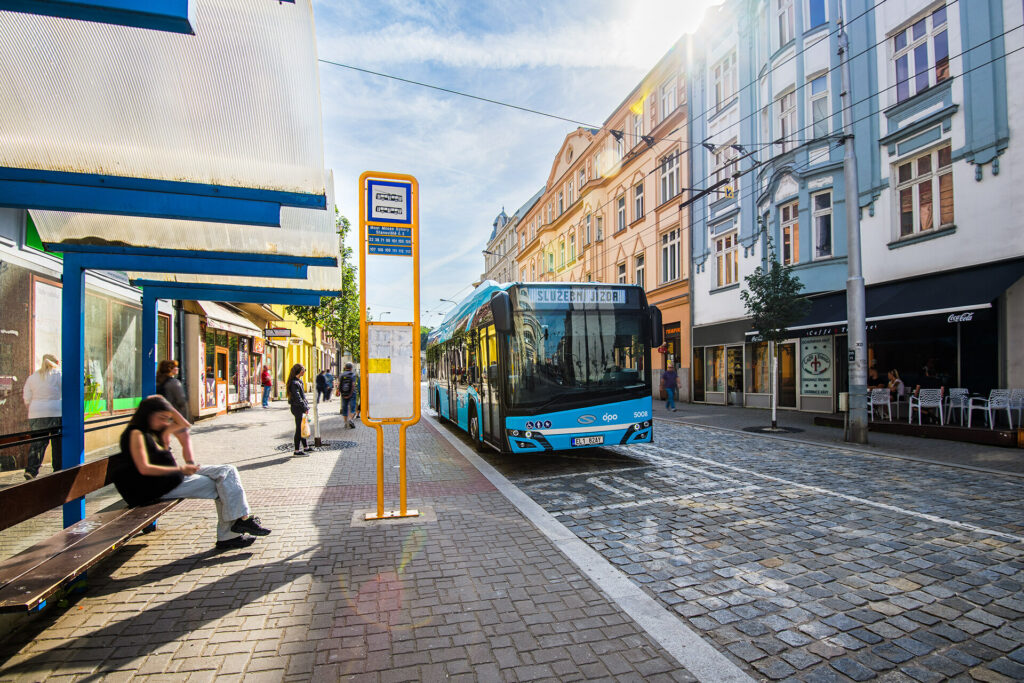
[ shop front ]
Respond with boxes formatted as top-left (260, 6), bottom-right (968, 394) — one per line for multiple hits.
top-left (650, 288), bottom-right (690, 402)
top-left (183, 302), bottom-right (264, 420)
top-left (692, 259), bottom-right (1023, 413)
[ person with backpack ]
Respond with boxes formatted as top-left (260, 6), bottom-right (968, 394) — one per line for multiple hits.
top-left (338, 363), bottom-right (359, 429)
top-left (260, 363), bottom-right (272, 408)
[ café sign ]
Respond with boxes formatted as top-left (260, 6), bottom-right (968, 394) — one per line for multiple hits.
top-left (947, 312), bottom-right (975, 323)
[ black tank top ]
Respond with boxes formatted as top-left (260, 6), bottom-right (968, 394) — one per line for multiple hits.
top-left (112, 428), bottom-right (184, 506)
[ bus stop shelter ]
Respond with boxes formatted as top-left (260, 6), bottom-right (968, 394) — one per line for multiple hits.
top-left (0, 0), bottom-right (337, 526)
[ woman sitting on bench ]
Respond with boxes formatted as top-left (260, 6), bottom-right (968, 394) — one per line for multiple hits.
top-left (112, 395), bottom-right (271, 550)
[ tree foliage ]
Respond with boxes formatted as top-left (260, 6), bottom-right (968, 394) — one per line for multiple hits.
top-left (285, 210), bottom-right (361, 361)
top-left (740, 243), bottom-right (811, 343)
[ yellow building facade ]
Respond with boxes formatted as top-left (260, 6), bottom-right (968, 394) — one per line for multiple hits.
top-left (514, 37), bottom-right (693, 397)
top-left (269, 305), bottom-right (327, 392)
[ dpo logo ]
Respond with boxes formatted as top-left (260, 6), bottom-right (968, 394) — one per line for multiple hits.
top-left (577, 414), bottom-right (597, 425)
top-left (947, 312), bottom-right (974, 323)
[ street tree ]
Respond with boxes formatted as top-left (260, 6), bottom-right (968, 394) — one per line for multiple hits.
top-left (740, 241), bottom-right (810, 430)
top-left (285, 210), bottom-right (360, 363)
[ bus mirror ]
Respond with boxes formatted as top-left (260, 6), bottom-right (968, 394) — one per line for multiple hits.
top-left (649, 306), bottom-right (664, 347)
top-left (491, 291), bottom-right (513, 334)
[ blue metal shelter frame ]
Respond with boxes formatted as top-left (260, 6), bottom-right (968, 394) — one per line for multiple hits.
top-left (58, 244), bottom-right (339, 527)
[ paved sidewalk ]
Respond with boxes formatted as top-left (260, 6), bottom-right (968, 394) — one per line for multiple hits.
top-left (0, 402), bottom-right (698, 682)
top-left (654, 401), bottom-right (1024, 475)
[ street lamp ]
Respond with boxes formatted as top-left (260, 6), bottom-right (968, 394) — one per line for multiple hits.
top-left (439, 298), bottom-right (457, 304)
top-left (482, 250), bottom-right (499, 256)
top-left (378, 311), bottom-right (391, 320)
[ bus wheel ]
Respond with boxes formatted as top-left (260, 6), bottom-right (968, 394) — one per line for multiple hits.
top-left (468, 411), bottom-right (486, 452)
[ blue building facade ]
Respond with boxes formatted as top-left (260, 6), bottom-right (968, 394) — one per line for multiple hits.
top-left (687, 0), bottom-right (1023, 412)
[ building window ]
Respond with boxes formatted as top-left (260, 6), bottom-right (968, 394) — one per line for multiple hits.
top-left (660, 228), bottom-right (680, 283)
top-left (809, 74), bottom-right (829, 138)
top-left (585, 214), bottom-right (592, 244)
top-left (585, 272), bottom-right (592, 282)
top-left (660, 152), bottom-right (680, 203)
top-left (615, 134), bottom-right (624, 161)
top-left (616, 196), bottom-right (626, 232)
top-left (715, 233), bottom-right (739, 287)
top-left (660, 79), bottom-right (677, 120)
top-left (596, 215), bottom-right (604, 241)
top-left (896, 144), bottom-right (954, 236)
top-left (547, 251), bottom-right (554, 272)
top-left (777, 90), bottom-right (797, 153)
top-left (531, 262), bottom-right (536, 280)
top-left (579, 168), bottom-right (586, 189)
top-left (812, 191), bottom-right (832, 258)
top-left (714, 142), bottom-right (739, 186)
top-left (521, 268), bottom-right (527, 281)
top-left (632, 112), bottom-right (643, 146)
top-left (569, 233), bottom-right (576, 261)
top-left (617, 262), bottom-right (627, 284)
top-left (634, 182), bottom-right (644, 219)
top-left (781, 201), bottom-right (799, 264)
top-left (635, 253), bottom-right (645, 289)
top-left (778, 0), bottom-right (794, 46)
top-left (893, 5), bottom-right (949, 103)
top-left (558, 191), bottom-right (564, 215)
top-left (712, 52), bottom-right (737, 109)
top-left (559, 240), bottom-right (565, 268)
top-left (808, 0), bottom-right (826, 28)
top-left (547, 204), bottom-right (552, 223)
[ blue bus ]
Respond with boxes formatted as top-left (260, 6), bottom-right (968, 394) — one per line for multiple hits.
top-left (427, 281), bottom-right (663, 454)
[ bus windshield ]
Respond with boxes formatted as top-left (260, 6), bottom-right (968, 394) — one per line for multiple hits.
top-left (506, 306), bottom-right (648, 409)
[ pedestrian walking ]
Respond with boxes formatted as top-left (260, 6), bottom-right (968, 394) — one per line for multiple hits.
top-left (338, 362), bottom-right (359, 428)
top-left (111, 395), bottom-right (271, 551)
top-left (288, 364), bottom-right (312, 455)
top-left (323, 368), bottom-right (334, 403)
top-left (661, 364), bottom-right (679, 412)
top-left (260, 363), bottom-right (272, 408)
top-left (315, 370), bottom-right (328, 404)
top-left (22, 354), bottom-right (61, 480)
top-left (156, 360), bottom-right (189, 420)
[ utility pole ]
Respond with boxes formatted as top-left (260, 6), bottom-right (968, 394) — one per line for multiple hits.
top-left (839, 10), bottom-right (868, 444)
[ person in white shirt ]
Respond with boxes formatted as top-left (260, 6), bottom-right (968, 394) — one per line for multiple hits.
top-left (23, 354), bottom-right (62, 480)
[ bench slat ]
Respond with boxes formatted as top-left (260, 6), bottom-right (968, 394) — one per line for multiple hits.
top-left (0, 500), bottom-right (181, 612)
top-left (0, 507), bottom-right (134, 591)
top-left (0, 459), bottom-right (115, 532)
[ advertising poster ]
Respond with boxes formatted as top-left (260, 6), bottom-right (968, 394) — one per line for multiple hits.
top-left (800, 338), bottom-right (833, 397)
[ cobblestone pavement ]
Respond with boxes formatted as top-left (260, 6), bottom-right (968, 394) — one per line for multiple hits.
top-left (0, 402), bottom-right (697, 682)
top-left (477, 418), bottom-right (1024, 682)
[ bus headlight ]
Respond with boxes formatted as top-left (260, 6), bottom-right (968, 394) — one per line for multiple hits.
top-left (510, 430), bottom-right (520, 437)
top-left (525, 431), bottom-right (532, 438)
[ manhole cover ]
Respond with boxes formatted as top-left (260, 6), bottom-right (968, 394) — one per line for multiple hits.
top-left (274, 440), bottom-right (357, 452)
top-left (742, 426), bottom-right (804, 434)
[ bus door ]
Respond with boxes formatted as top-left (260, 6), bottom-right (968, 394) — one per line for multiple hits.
top-left (479, 324), bottom-right (502, 446)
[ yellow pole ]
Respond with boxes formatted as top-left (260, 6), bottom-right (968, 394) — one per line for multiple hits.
top-left (399, 424), bottom-right (408, 516)
top-left (375, 423), bottom-right (385, 519)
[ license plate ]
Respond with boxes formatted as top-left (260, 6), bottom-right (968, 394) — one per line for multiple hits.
top-left (571, 436), bottom-right (604, 447)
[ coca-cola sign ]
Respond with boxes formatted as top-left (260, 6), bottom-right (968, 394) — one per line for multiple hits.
top-left (947, 312), bottom-right (975, 323)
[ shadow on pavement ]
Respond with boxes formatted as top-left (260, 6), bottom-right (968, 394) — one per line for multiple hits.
top-left (0, 547), bottom-right (319, 680)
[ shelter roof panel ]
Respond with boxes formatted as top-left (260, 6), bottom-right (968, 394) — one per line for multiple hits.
top-left (30, 172), bottom-right (338, 258)
top-left (0, 0), bottom-right (325, 197)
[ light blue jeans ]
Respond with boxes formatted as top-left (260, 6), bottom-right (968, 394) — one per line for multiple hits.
top-left (262, 385), bottom-right (271, 408)
top-left (161, 464), bottom-right (251, 541)
top-left (666, 387), bottom-right (677, 410)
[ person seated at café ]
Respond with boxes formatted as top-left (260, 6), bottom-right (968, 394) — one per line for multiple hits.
top-left (887, 369), bottom-right (905, 400)
top-left (868, 365), bottom-right (886, 389)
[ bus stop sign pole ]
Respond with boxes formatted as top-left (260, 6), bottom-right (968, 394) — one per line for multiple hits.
top-left (358, 171), bottom-right (421, 520)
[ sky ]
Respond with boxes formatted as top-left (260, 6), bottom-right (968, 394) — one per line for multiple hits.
top-left (312, 0), bottom-right (722, 327)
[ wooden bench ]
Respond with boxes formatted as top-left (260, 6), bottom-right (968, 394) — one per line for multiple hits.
top-left (0, 456), bottom-right (180, 612)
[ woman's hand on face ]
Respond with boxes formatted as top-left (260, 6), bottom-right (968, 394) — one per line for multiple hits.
top-left (180, 463), bottom-right (200, 476)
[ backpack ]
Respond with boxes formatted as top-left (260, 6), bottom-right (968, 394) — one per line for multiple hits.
top-left (339, 372), bottom-right (354, 398)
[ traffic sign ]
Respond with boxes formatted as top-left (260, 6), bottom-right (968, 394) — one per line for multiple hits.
top-left (366, 179), bottom-right (412, 225)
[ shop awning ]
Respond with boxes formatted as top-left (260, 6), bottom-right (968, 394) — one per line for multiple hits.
top-left (197, 302), bottom-right (264, 337)
top-left (747, 258), bottom-right (1024, 337)
top-left (0, 0), bottom-right (326, 208)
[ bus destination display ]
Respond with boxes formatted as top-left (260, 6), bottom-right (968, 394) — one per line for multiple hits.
top-left (520, 287), bottom-right (626, 305)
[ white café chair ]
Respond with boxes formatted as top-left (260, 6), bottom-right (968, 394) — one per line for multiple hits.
top-left (1010, 389), bottom-right (1024, 427)
top-left (968, 389), bottom-right (1013, 429)
top-left (945, 388), bottom-right (969, 426)
top-left (868, 388), bottom-right (891, 421)
top-left (909, 389), bottom-right (944, 426)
